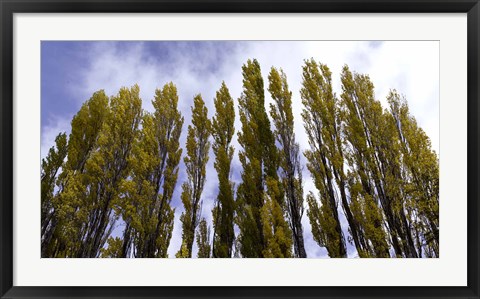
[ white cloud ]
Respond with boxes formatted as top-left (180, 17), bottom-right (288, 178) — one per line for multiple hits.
top-left (41, 116), bottom-right (71, 160)
top-left (44, 41), bottom-right (439, 258)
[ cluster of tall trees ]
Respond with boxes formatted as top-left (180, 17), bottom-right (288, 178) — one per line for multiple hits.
top-left (301, 61), bottom-right (438, 258)
top-left (41, 58), bottom-right (439, 258)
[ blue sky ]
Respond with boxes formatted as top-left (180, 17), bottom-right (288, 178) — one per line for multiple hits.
top-left (41, 41), bottom-right (439, 258)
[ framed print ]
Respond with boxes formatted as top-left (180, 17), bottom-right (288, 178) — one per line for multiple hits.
top-left (1, 0), bottom-right (479, 298)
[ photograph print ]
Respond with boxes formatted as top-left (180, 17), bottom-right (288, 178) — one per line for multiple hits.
top-left (40, 41), bottom-right (439, 258)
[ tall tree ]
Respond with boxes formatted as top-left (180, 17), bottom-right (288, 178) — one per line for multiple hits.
top-left (119, 82), bottom-right (184, 258)
top-left (75, 85), bottom-right (142, 257)
top-left (268, 67), bottom-right (306, 258)
top-left (301, 60), bottom-right (347, 258)
top-left (387, 90), bottom-right (439, 257)
top-left (236, 59), bottom-right (292, 258)
top-left (340, 66), bottom-right (419, 257)
top-left (339, 66), bottom-right (400, 257)
top-left (40, 132), bottom-right (68, 257)
top-left (211, 82), bottom-right (236, 258)
top-left (196, 218), bottom-right (212, 258)
top-left (43, 90), bottom-right (110, 257)
top-left (177, 94), bottom-right (211, 258)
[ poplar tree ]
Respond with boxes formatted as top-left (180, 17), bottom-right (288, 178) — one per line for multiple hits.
top-left (196, 218), bottom-right (212, 258)
top-left (340, 66), bottom-right (418, 257)
top-left (76, 85), bottom-right (142, 258)
top-left (40, 132), bottom-right (68, 257)
top-left (301, 60), bottom-right (347, 258)
top-left (339, 66), bottom-right (402, 257)
top-left (45, 90), bottom-right (110, 257)
top-left (177, 94), bottom-right (211, 258)
top-left (119, 82), bottom-right (183, 258)
top-left (268, 67), bottom-right (306, 258)
top-left (211, 82), bottom-right (236, 258)
top-left (236, 59), bottom-right (292, 258)
top-left (387, 90), bottom-right (439, 257)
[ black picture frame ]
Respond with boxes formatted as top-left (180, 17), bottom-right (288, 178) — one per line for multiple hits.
top-left (1, 1), bottom-right (479, 298)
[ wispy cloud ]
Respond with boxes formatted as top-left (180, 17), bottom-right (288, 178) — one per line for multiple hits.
top-left (42, 41), bottom-right (439, 258)
top-left (41, 116), bottom-right (71, 160)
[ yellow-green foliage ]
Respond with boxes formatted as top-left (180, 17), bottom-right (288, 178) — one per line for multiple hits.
top-left (41, 59), bottom-right (439, 259)
top-left (211, 82), bottom-right (236, 258)
top-left (268, 67), bottom-right (306, 258)
top-left (44, 90), bottom-right (110, 257)
top-left (301, 60), bottom-right (347, 258)
top-left (348, 181), bottom-right (390, 258)
top-left (196, 218), bottom-right (211, 258)
top-left (177, 94), bottom-right (211, 258)
top-left (118, 82), bottom-right (183, 258)
top-left (339, 65), bottom-right (438, 258)
top-left (260, 178), bottom-right (293, 258)
top-left (236, 59), bottom-right (291, 258)
top-left (77, 85), bottom-right (142, 258)
top-left (100, 237), bottom-right (123, 258)
top-left (40, 132), bottom-right (68, 257)
top-left (387, 90), bottom-right (439, 257)
top-left (42, 86), bottom-right (143, 258)
top-left (306, 192), bottom-right (344, 258)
